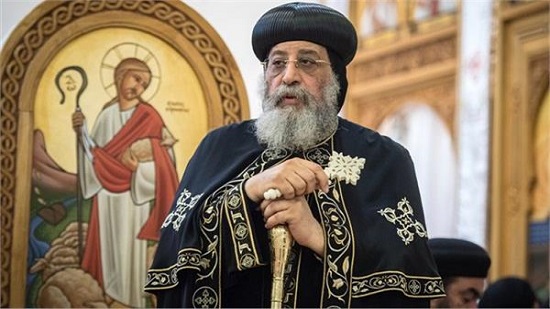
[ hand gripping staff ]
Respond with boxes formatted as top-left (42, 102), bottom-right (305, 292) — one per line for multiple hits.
top-left (263, 152), bottom-right (366, 308)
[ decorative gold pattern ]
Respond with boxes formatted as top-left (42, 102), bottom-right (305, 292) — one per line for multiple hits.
top-left (307, 144), bottom-right (355, 308)
top-left (268, 225), bottom-right (293, 308)
top-left (284, 247), bottom-right (299, 307)
top-left (162, 189), bottom-right (203, 231)
top-left (145, 137), bottom-right (445, 306)
top-left (192, 287), bottom-right (218, 308)
top-left (354, 37), bottom-right (456, 82)
top-left (145, 249), bottom-right (202, 290)
top-left (225, 183), bottom-right (263, 271)
top-left (145, 187), bottom-right (225, 294)
top-left (145, 148), bottom-right (291, 303)
top-left (351, 271), bottom-right (445, 298)
top-left (378, 198), bottom-right (428, 245)
top-left (262, 149), bottom-right (365, 307)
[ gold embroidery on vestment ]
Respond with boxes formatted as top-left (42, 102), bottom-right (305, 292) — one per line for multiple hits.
top-left (377, 197), bottom-right (428, 245)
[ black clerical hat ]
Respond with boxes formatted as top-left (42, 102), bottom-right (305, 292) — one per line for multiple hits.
top-left (428, 238), bottom-right (491, 278)
top-left (252, 2), bottom-right (358, 109)
top-left (478, 277), bottom-right (539, 308)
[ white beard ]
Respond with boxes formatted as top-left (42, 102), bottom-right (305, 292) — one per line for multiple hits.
top-left (254, 74), bottom-right (340, 151)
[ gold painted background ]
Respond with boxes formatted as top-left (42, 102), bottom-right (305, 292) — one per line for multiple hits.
top-left (36, 27), bottom-right (207, 177)
top-left (0, 1), bottom-right (249, 307)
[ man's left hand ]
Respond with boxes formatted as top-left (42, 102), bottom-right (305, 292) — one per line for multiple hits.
top-left (260, 196), bottom-right (324, 256)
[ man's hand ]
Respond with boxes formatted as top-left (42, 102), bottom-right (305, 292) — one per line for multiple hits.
top-left (244, 157), bottom-right (329, 203)
top-left (260, 196), bottom-right (325, 256)
top-left (72, 110), bottom-right (85, 133)
top-left (120, 148), bottom-right (139, 171)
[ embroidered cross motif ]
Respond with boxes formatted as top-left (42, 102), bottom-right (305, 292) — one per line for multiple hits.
top-left (324, 151), bottom-right (366, 185)
top-left (193, 287), bottom-right (217, 308)
top-left (162, 188), bottom-right (203, 231)
top-left (377, 197), bottom-right (427, 245)
top-left (308, 148), bottom-right (330, 164)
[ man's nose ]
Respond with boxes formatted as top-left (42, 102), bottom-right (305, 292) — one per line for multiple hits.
top-left (281, 61), bottom-right (301, 85)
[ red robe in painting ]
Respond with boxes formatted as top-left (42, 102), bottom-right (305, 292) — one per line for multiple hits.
top-left (80, 102), bottom-right (178, 288)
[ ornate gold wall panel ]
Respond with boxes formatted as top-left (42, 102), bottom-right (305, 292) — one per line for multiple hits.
top-left (349, 1), bottom-right (458, 51)
top-left (0, 1), bottom-right (249, 307)
top-left (351, 76), bottom-right (456, 133)
top-left (346, 26), bottom-right (457, 137)
top-left (490, 0), bottom-right (549, 280)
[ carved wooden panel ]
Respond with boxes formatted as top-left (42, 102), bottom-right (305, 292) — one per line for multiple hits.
top-left (351, 77), bottom-right (456, 136)
top-left (346, 26), bottom-right (457, 137)
top-left (349, 0), bottom-right (458, 50)
top-left (354, 35), bottom-right (456, 82)
top-left (489, 0), bottom-right (549, 290)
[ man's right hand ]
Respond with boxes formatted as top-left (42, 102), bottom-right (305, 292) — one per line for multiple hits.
top-left (244, 157), bottom-right (329, 203)
top-left (72, 110), bottom-right (85, 133)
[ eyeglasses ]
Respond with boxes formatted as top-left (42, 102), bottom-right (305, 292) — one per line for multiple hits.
top-left (262, 57), bottom-right (331, 76)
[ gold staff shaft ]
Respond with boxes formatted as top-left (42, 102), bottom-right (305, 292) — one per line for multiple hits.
top-left (269, 225), bottom-right (293, 309)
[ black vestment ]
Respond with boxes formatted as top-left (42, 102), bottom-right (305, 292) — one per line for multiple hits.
top-left (145, 118), bottom-right (445, 307)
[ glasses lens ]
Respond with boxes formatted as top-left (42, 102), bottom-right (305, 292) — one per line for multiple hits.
top-left (298, 57), bottom-right (318, 74)
top-left (267, 58), bottom-right (285, 76)
top-left (264, 57), bottom-right (325, 76)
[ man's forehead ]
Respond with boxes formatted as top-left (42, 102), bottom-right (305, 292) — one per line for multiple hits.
top-left (268, 41), bottom-right (328, 56)
top-left (451, 277), bottom-right (486, 293)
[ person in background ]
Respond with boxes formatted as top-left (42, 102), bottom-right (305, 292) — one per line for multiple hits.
top-left (478, 276), bottom-right (541, 308)
top-left (428, 238), bottom-right (491, 308)
top-left (145, 2), bottom-right (444, 307)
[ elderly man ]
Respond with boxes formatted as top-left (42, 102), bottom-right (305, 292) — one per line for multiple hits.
top-left (428, 238), bottom-right (492, 308)
top-left (146, 2), bottom-right (444, 307)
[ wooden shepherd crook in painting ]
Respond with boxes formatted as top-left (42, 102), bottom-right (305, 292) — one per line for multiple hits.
top-left (55, 65), bottom-right (88, 261)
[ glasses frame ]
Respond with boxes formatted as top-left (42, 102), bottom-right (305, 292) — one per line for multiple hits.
top-left (261, 57), bottom-right (331, 76)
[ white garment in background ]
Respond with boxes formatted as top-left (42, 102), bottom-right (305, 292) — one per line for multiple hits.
top-left (78, 103), bottom-right (156, 307)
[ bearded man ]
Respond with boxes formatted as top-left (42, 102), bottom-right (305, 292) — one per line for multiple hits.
top-left (145, 2), bottom-right (444, 307)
